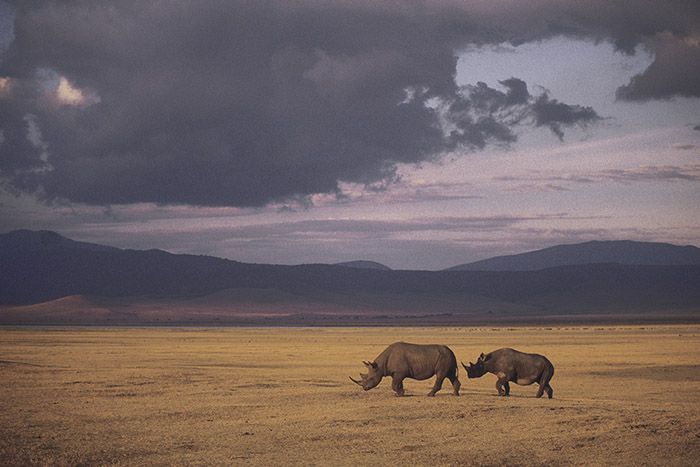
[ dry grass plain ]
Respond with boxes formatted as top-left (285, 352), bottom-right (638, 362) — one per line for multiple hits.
top-left (1, 326), bottom-right (699, 466)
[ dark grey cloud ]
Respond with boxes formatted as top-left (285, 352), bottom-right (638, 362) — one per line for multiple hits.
top-left (460, 78), bottom-right (601, 141)
top-left (0, 1), bottom-right (697, 208)
top-left (616, 33), bottom-right (700, 100)
top-left (530, 93), bottom-right (601, 140)
top-left (459, 1), bottom-right (700, 100)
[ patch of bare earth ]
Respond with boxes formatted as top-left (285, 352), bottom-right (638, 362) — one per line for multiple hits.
top-left (0, 326), bottom-right (699, 465)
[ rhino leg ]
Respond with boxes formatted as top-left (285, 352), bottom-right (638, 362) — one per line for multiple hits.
top-left (391, 375), bottom-right (405, 397)
top-left (536, 366), bottom-right (554, 398)
top-left (503, 381), bottom-right (510, 396)
top-left (540, 365), bottom-right (554, 399)
top-left (535, 382), bottom-right (554, 398)
top-left (448, 374), bottom-right (460, 396)
top-left (535, 384), bottom-right (545, 398)
top-left (496, 377), bottom-right (509, 396)
top-left (428, 373), bottom-right (446, 397)
top-left (544, 384), bottom-right (554, 399)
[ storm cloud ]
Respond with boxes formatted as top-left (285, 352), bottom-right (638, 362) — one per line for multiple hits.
top-left (0, 1), bottom-right (697, 207)
top-left (616, 33), bottom-right (700, 100)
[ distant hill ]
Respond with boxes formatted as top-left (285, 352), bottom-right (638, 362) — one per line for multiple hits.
top-left (446, 240), bottom-right (700, 271)
top-left (1, 230), bottom-right (699, 325)
top-left (0, 229), bottom-right (120, 253)
top-left (334, 260), bottom-right (392, 271)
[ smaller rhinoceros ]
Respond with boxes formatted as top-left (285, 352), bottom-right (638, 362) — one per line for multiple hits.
top-left (350, 342), bottom-right (460, 396)
top-left (462, 348), bottom-right (554, 398)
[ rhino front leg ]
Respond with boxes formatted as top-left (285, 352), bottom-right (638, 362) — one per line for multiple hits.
top-left (496, 377), bottom-right (509, 396)
top-left (391, 375), bottom-right (405, 397)
top-left (448, 374), bottom-right (460, 396)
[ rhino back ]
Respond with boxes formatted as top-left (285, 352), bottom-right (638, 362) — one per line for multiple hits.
top-left (382, 342), bottom-right (456, 380)
top-left (488, 348), bottom-right (551, 378)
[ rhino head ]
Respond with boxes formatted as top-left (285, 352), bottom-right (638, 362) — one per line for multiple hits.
top-left (349, 360), bottom-right (382, 390)
top-left (462, 353), bottom-right (487, 378)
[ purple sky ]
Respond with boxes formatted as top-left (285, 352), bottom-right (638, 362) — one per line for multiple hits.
top-left (1, 1), bottom-right (699, 269)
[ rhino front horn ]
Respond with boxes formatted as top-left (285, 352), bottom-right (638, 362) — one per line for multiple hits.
top-left (349, 376), bottom-right (363, 387)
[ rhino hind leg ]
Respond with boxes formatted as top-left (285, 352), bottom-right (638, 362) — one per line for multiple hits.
top-left (545, 384), bottom-right (553, 399)
top-left (537, 365), bottom-right (554, 399)
top-left (536, 381), bottom-right (555, 398)
top-left (428, 373), bottom-right (446, 397)
top-left (535, 384), bottom-right (545, 398)
top-left (503, 381), bottom-right (510, 396)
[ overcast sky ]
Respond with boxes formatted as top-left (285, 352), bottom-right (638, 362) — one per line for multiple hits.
top-left (1, 1), bottom-right (699, 269)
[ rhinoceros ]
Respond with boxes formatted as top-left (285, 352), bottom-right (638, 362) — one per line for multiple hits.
top-left (462, 348), bottom-right (554, 398)
top-left (349, 342), bottom-right (460, 396)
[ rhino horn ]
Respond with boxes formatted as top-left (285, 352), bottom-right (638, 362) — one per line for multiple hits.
top-left (349, 376), bottom-right (363, 387)
top-left (363, 360), bottom-right (372, 367)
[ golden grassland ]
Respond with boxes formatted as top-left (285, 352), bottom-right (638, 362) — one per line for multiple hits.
top-left (1, 326), bottom-right (699, 466)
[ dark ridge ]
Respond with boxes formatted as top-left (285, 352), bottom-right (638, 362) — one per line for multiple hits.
top-left (1, 231), bottom-right (699, 325)
top-left (446, 240), bottom-right (700, 271)
top-left (334, 260), bottom-right (392, 271)
top-left (0, 229), bottom-right (121, 253)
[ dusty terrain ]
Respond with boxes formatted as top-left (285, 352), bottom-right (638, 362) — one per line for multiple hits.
top-left (1, 326), bottom-right (699, 466)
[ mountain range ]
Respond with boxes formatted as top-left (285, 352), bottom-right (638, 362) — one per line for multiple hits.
top-left (446, 240), bottom-right (700, 271)
top-left (1, 230), bottom-right (699, 325)
top-left (335, 260), bottom-right (392, 271)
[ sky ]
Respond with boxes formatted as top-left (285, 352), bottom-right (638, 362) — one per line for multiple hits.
top-left (0, 1), bottom-right (699, 270)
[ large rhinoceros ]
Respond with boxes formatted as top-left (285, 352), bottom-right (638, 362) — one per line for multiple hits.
top-left (462, 348), bottom-right (554, 398)
top-left (350, 342), bottom-right (460, 396)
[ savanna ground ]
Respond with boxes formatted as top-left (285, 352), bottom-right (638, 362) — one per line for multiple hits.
top-left (1, 326), bottom-right (699, 466)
